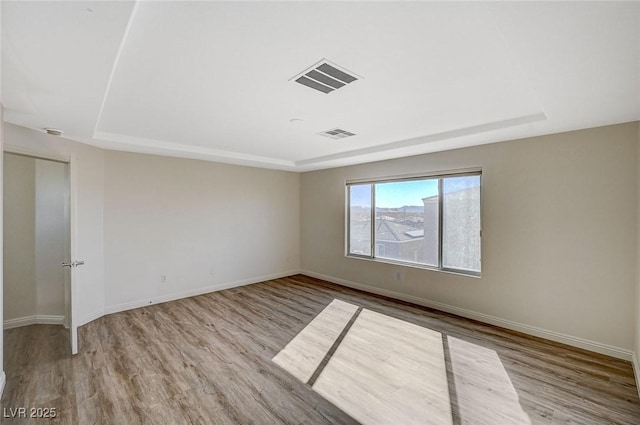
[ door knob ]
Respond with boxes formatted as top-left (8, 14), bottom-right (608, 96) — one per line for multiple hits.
top-left (62, 260), bottom-right (85, 268)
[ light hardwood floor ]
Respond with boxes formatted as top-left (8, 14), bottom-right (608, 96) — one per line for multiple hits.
top-left (2, 275), bottom-right (639, 424)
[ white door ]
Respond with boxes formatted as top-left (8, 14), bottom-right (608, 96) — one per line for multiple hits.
top-left (67, 152), bottom-right (104, 355)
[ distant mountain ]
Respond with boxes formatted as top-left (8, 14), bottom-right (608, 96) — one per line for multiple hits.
top-left (376, 205), bottom-right (423, 213)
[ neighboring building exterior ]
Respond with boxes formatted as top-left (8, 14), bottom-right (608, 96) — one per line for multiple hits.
top-left (349, 215), bottom-right (424, 262)
top-left (423, 186), bottom-right (481, 272)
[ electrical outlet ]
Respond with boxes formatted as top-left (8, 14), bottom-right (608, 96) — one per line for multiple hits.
top-left (160, 275), bottom-right (167, 283)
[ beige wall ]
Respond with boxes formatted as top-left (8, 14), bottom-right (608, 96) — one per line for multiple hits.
top-left (3, 154), bottom-right (36, 320)
top-left (301, 122), bottom-right (638, 355)
top-left (102, 151), bottom-right (301, 311)
top-left (4, 123), bottom-right (301, 323)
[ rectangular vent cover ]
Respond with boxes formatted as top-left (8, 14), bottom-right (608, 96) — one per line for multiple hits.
top-left (318, 128), bottom-right (356, 139)
top-left (292, 59), bottom-right (360, 94)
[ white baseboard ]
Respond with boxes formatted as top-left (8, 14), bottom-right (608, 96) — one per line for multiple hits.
top-left (3, 315), bottom-right (65, 330)
top-left (301, 270), bottom-right (634, 361)
top-left (0, 371), bottom-right (5, 399)
top-left (633, 352), bottom-right (640, 399)
top-left (103, 269), bottom-right (301, 316)
top-left (4, 316), bottom-right (35, 329)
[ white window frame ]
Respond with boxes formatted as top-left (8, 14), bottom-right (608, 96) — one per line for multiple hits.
top-left (346, 168), bottom-right (482, 277)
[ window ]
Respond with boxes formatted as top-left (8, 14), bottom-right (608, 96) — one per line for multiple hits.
top-left (347, 171), bottom-right (481, 275)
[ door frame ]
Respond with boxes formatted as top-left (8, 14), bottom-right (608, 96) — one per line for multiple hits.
top-left (3, 145), bottom-right (78, 354)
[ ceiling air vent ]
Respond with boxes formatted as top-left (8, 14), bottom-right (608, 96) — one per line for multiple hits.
top-left (291, 59), bottom-right (360, 94)
top-left (318, 128), bottom-right (356, 139)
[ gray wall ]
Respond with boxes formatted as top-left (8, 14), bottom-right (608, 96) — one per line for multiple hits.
top-left (301, 122), bottom-right (639, 355)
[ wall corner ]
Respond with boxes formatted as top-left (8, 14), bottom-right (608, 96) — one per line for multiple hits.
top-left (1, 102), bottom-right (5, 397)
top-left (635, 121), bottom-right (640, 399)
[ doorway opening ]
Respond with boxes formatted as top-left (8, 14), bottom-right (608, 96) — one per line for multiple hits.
top-left (3, 152), bottom-right (72, 351)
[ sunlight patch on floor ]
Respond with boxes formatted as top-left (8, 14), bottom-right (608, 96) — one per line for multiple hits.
top-left (313, 308), bottom-right (451, 425)
top-left (272, 299), bottom-right (358, 382)
top-left (447, 336), bottom-right (531, 424)
top-left (273, 299), bottom-right (532, 425)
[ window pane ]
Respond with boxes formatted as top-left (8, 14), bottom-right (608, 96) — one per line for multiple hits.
top-left (374, 179), bottom-right (439, 266)
top-left (442, 175), bottom-right (481, 272)
top-left (349, 184), bottom-right (372, 256)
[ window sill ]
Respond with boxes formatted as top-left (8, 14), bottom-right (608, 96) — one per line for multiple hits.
top-left (345, 254), bottom-right (482, 279)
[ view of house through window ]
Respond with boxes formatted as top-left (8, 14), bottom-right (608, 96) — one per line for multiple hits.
top-left (348, 172), bottom-right (481, 275)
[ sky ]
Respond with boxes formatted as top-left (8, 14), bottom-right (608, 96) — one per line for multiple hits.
top-left (350, 176), bottom-right (479, 208)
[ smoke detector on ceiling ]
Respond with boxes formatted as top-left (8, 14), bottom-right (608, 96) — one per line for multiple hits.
top-left (318, 128), bottom-right (356, 139)
top-left (291, 59), bottom-right (361, 94)
top-left (44, 128), bottom-right (63, 136)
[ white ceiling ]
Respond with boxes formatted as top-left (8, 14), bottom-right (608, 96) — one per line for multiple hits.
top-left (2, 1), bottom-right (639, 171)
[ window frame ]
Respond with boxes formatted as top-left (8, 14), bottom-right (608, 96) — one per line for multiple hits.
top-left (346, 168), bottom-right (482, 277)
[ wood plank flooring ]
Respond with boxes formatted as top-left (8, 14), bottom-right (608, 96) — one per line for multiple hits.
top-left (2, 275), bottom-right (639, 424)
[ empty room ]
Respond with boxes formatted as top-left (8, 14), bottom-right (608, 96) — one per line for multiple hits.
top-left (1, 1), bottom-right (640, 424)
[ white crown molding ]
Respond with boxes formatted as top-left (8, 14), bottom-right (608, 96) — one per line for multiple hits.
top-left (294, 112), bottom-right (547, 168)
top-left (85, 113), bottom-right (546, 172)
top-left (91, 131), bottom-right (297, 171)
